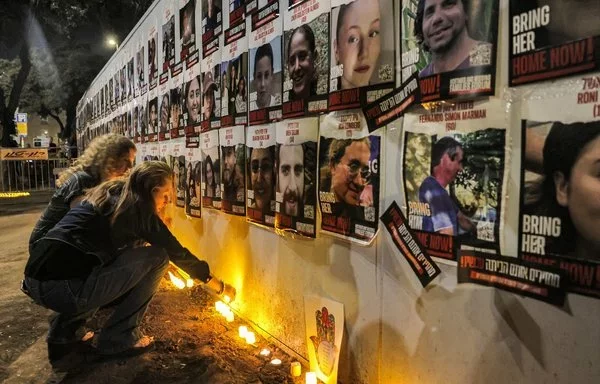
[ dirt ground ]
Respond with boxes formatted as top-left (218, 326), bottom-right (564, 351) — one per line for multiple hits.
top-left (0, 203), bottom-right (303, 384)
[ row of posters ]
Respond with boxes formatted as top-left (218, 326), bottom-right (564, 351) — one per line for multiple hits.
top-left (129, 110), bottom-right (381, 244)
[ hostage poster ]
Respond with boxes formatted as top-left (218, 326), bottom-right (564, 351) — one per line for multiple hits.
top-left (402, 98), bottom-right (509, 262)
top-left (221, 12), bottom-right (249, 127)
top-left (180, 0), bottom-right (197, 61)
top-left (171, 137), bottom-right (187, 208)
top-left (169, 69), bottom-right (186, 139)
top-left (201, 28), bottom-right (223, 131)
top-left (156, 74), bottom-right (169, 141)
top-left (246, 124), bottom-right (276, 227)
top-left (183, 57), bottom-right (203, 135)
top-left (275, 117), bottom-right (319, 237)
top-left (162, 3), bottom-right (177, 75)
top-left (220, 125), bottom-right (246, 215)
top-left (518, 73), bottom-right (600, 298)
top-left (329, 0), bottom-right (395, 111)
top-left (248, 0), bottom-right (283, 125)
top-left (509, 1), bottom-right (600, 86)
top-left (201, 129), bottom-right (222, 209)
top-left (148, 22), bottom-right (159, 91)
top-left (185, 135), bottom-right (202, 218)
top-left (136, 38), bottom-right (147, 97)
top-left (399, 0), bottom-right (499, 102)
top-left (282, 0), bottom-right (331, 118)
top-left (318, 109), bottom-right (380, 244)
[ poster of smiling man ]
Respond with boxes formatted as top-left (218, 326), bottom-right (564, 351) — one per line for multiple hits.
top-left (246, 124), bottom-right (277, 227)
top-left (399, 0), bottom-right (499, 102)
top-left (220, 125), bottom-right (246, 215)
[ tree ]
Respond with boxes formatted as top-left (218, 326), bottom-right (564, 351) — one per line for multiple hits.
top-left (0, 0), bottom-right (155, 145)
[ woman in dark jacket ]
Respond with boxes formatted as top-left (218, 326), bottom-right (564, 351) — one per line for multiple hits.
top-left (24, 161), bottom-right (234, 368)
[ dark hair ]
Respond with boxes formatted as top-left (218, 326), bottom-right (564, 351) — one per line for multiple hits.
top-left (526, 121), bottom-right (600, 255)
top-left (415, 0), bottom-right (470, 51)
top-left (254, 43), bottom-right (274, 75)
top-left (204, 154), bottom-right (216, 188)
top-left (287, 24), bottom-right (317, 58)
top-left (328, 137), bottom-right (371, 167)
top-left (237, 76), bottom-right (246, 100)
top-left (431, 136), bottom-right (462, 169)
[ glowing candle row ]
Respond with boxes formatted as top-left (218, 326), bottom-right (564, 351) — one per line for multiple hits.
top-left (215, 301), bottom-right (235, 322)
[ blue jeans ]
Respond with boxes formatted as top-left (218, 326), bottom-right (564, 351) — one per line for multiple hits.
top-left (24, 246), bottom-right (169, 354)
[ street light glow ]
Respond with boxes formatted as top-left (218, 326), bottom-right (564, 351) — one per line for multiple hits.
top-left (106, 37), bottom-right (119, 50)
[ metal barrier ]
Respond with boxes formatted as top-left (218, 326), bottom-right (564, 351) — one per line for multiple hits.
top-left (0, 158), bottom-right (73, 192)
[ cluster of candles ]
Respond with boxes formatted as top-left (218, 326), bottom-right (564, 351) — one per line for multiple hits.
top-left (215, 302), bottom-right (320, 383)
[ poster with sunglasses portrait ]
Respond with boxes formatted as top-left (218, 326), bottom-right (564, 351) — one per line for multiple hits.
top-left (201, 32), bottom-right (223, 131)
top-left (248, 0), bottom-right (283, 125)
top-left (402, 98), bottom-right (508, 262)
top-left (399, 0), bottom-right (499, 102)
top-left (508, 1), bottom-right (600, 86)
top-left (282, 0), bottom-right (331, 118)
top-left (246, 124), bottom-right (277, 227)
top-left (180, 0), bottom-right (197, 62)
top-left (148, 24), bottom-right (159, 91)
top-left (136, 40), bottom-right (147, 97)
top-left (219, 125), bottom-right (247, 215)
top-left (518, 74), bottom-right (600, 298)
top-left (329, 0), bottom-right (395, 112)
top-left (221, 18), bottom-right (249, 127)
top-left (170, 137), bottom-right (187, 208)
top-left (275, 117), bottom-right (319, 237)
top-left (201, 129), bottom-right (222, 209)
top-left (318, 109), bottom-right (381, 244)
top-left (169, 72), bottom-right (186, 139)
top-left (185, 135), bottom-right (203, 218)
top-left (157, 75), bottom-right (170, 141)
top-left (183, 63), bottom-right (203, 134)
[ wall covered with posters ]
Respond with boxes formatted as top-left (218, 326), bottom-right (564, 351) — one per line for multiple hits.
top-left (76, 0), bottom-right (600, 383)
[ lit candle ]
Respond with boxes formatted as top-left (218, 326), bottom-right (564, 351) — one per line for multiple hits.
top-left (215, 301), bottom-right (225, 313)
top-left (186, 279), bottom-right (194, 288)
top-left (259, 348), bottom-right (271, 356)
top-left (238, 326), bottom-right (248, 338)
top-left (290, 361), bottom-right (302, 377)
top-left (245, 331), bottom-right (256, 344)
top-left (223, 295), bottom-right (231, 303)
top-left (225, 311), bottom-right (234, 322)
top-left (270, 358), bottom-right (282, 365)
top-left (306, 372), bottom-right (317, 384)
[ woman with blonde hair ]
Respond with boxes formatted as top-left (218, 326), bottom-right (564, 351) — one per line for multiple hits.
top-left (23, 161), bottom-right (234, 369)
top-left (29, 134), bottom-right (136, 250)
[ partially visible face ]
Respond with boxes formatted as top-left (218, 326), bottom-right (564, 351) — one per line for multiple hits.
top-left (335, 0), bottom-right (381, 89)
top-left (422, 0), bottom-right (468, 53)
top-left (222, 147), bottom-right (236, 183)
top-left (561, 136), bottom-right (600, 250)
top-left (441, 147), bottom-right (464, 182)
top-left (203, 91), bottom-right (214, 120)
top-left (205, 162), bottom-right (214, 186)
top-left (153, 178), bottom-right (173, 213)
top-left (288, 31), bottom-right (316, 98)
top-left (330, 140), bottom-right (370, 205)
top-left (254, 56), bottom-right (273, 108)
top-left (150, 103), bottom-right (158, 129)
top-left (160, 96), bottom-right (169, 129)
top-left (278, 145), bottom-right (304, 217)
top-left (250, 148), bottom-right (274, 211)
top-left (187, 78), bottom-right (201, 122)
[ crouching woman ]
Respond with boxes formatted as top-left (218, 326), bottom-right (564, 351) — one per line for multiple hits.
top-left (23, 161), bottom-right (233, 366)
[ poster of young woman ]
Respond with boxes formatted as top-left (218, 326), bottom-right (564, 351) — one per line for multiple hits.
top-left (275, 117), bottom-right (319, 237)
top-left (246, 124), bottom-right (277, 227)
top-left (248, 0), bottom-right (283, 125)
top-left (219, 125), bottom-right (246, 215)
top-left (180, 0), bottom-right (197, 61)
top-left (282, 0), bottom-right (331, 118)
top-left (185, 135), bottom-right (203, 218)
top-left (201, 129), bottom-right (222, 209)
top-left (136, 39), bottom-right (147, 97)
top-left (148, 24), bottom-right (159, 91)
top-left (201, 32), bottom-right (222, 131)
top-left (399, 0), bottom-right (499, 102)
top-left (183, 63), bottom-right (203, 134)
top-left (402, 98), bottom-right (509, 262)
top-left (171, 137), bottom-right (187, 208)
top-left (329, 0), bottom-right (395, 111)
top-left (318, 109), bottom-right (380, 244)
top-left (221, 16), bottom-right (248, 127)
top-left (157, 75), bottom-right (170, 141)
top-left (509, 0), bottom-right (600, 86)
top-left (169, 70), bottom-right (185, 139)
top-left (518, 73), bottom-right (600, 298)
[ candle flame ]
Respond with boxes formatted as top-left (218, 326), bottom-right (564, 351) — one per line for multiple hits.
top-left (168, 271), bottom-right (186, 289)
